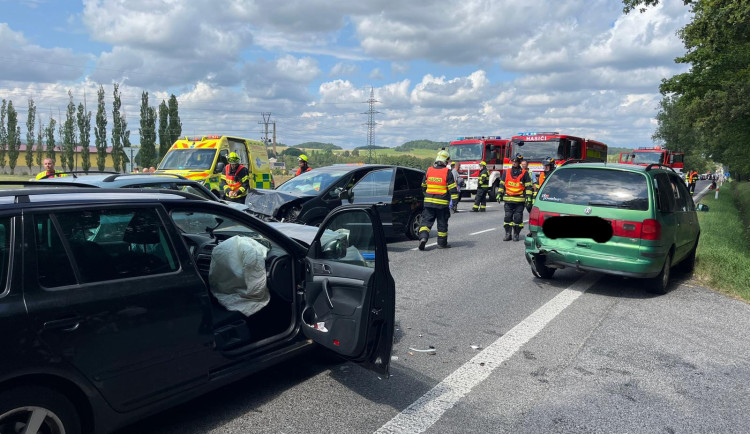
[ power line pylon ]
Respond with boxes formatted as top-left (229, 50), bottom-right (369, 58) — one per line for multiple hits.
top-left (362, 87), bottom-right (380, 164)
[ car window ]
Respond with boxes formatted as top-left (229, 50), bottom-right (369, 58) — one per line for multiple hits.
top-left (228, 138), bottom-right (249, 164)
top-left (319, 210), bottom-right (376, 268)
top-left (669, 174), bottom-right (693, 211)
top-left (653, 173), bottom-right (675, 212)
top-left (352, 168), bottom-right (394, 198)
top-left (539, 168), bottom-right (650, 211)
top-left (127, 183), bottom-right (213, 200)
top-left (404, 168), bottom-right (424, 190)
top-left (276, 169), bottom-right (351, 195)
top-left (36, 208), bottom-right (179, 287)
top-left (170, 210), bottom-right (279, 251)
top-left (0, 217), bottom-right (12, 294)
top-left (394, 168), bottom-right (409, 191)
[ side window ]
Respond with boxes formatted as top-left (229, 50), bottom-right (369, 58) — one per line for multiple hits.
top-left (228, 139), bottom-right (249, 164)
top-left (351, 168), bottom-right (394, 198)
top-left (394, 168), bottom-right (409, 192)
top-left (671, 175), bottom-right (694, 211)
top-left (569, 140), bottom-right (582, 159)
top-left (405, 169), bottom-right (425, 190)
top-left (653, 174), bottom-right (674, 212)
top-left (51, 208), bottom-right (178, 284)
top-left (668, 176), bottom-right (688, 212)
top-left (318, 210), bottom-right (376, 268)
top-left (34, 215), bottom-right (77, 288)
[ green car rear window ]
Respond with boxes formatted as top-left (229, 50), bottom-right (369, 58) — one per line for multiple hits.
top-left (539, 168), bottom-right (650, 211)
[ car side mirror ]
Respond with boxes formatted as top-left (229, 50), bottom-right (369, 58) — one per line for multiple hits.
top-left (696, 204), bottom-right (709, 212)
top-left (321, 236), bottom-right (348, 260)
top-left (215, 162), bottom-right (226, 173)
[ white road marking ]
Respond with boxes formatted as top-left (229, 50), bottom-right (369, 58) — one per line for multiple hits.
top-left (410, 242), bottom-right (438, 251)
top-left (375, 272), bottom-right (601, 434)
top-left (469, 228), bottom-right (496, 235)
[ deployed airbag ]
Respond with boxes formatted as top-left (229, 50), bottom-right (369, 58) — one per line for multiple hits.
top-left (209, 236), bottom-right (270, 316)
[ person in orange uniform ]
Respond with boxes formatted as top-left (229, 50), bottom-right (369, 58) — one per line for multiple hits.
top-left (496, 153), bottom-right (533, 241)
top-left (532, 157), bottom-right (556, 203)
top-left (418, 150), bottom-right (459, 250)
top-left (221, 152), bottom-right (250, 203)
top-left (296, 154), bottom-right (312, 176)
top-left (687, 169), bottom-right (698, 194)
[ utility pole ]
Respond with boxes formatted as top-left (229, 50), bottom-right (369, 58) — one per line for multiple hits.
top-left (259, 112), bottom-right (272, 154)
top-left (362, 87), bottom-right (380, 164)
top-left (272, 122), bottom-right (277, 155)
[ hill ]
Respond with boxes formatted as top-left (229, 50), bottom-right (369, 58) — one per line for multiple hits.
top-left (394, 139), bottom-right (450, 152)
top-left (294, 142), bottom-right (342, 151)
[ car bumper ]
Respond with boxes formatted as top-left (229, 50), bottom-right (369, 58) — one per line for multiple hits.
top-left (524, 236), bottom-right (666, 279)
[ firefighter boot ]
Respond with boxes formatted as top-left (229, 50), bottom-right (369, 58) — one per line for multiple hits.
top-left (503, 226), bottom-right (512, 241)
top-left (513, 226), bottom-right (522, 242)
top-left (437, 236), bottom-right (451, 249)
top-left (418, 237), bottom-right (427, 251)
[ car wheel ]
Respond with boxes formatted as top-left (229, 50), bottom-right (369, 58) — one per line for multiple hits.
top-left (648, 251), bottom-right (672, 294)
top-left (676, 238), bottom-right (698, 274)
top-left (0, 386), bottom-right (81, 434)
top-left (406, 212), bottom-right (422, 240)
top-left (532, 255), bottom-right (555, 279)
top-left (490, 183), bottom-right (499, 202)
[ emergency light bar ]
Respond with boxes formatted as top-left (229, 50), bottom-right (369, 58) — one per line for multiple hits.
top-left (517, 131), bottom-right (559, 136)
top-left (455, 136), bottom-right (502, 140)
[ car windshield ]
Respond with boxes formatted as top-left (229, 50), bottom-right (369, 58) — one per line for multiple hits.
top-left (448, 143), bottom-right (483, 162)
top-left (631, 151), bottom-right (664, 165)
top-left (158, 149), bottom-right (217, 170)
top-left (276, 168), bottom-right (352, 195)
top-left (538, 168), bottom-right (650, 211)
top-left (518, 140), bottom-right (562, 161)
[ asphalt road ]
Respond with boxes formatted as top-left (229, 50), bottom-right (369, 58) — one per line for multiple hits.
top-left (119, 179), bottom-right (750, 434)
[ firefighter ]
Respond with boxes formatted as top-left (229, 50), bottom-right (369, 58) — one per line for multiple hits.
top-left (35, 158), bottom-right (67, 180)
top-left (496, 153), bottom-right (533, 241)
top-left (418, 150), bottom-right (459, 250)
top-left (688, 169), bottom-right (698, 194)
top-left (221, 152), bottom-right (250, 203)
top-left (471, 161), bottom-right (489, 212)
top-left (296, 154), bottom-right (312, 176)
top-left (450, 161), bottom-right (461, 212)
top-left (532, 156), bottom-right (556, 202)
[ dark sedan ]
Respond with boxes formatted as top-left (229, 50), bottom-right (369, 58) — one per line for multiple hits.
top-left (245, 164), bottom-right (426, 239)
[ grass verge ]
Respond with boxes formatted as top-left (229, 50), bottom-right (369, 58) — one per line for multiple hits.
top-left (694, 181), bottom-right (750, 302)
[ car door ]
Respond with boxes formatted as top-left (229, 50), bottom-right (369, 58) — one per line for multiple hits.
top-left (23, 205), bottom-right (213, 412)
top-left (667, 174), bottom-right (693, 260)
top-left (350, 168), bottom-right (395, 236)
top-left (670, 173), bottom-right (700, 256)
top-left (302, 205), bottom-right (395, 377)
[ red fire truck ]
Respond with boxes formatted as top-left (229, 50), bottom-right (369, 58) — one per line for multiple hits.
top-left (447, 136), bottom-right (512, 198)
top-left (510, 132), bottom-right (608, 179)
top-left (618, 146), bottom-right (684, 173)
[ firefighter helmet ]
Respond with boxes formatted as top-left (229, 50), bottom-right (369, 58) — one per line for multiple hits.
top-left (228, 152), bottom-right (240, 163)
top-left (436, 150), bottom-right (450, 163)
top-left (513, 153), bottom-right (524, 162)
top-left (298, 154), bottom-right (308, 162)
top-left (480, 161), bottom-right (487, 166)
top-left (543, 157), bottom-right (555, 166)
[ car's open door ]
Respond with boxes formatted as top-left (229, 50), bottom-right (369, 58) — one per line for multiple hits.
top-left (302, 204), bottom-right (395, 377)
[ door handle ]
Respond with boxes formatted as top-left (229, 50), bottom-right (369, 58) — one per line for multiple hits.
top-left (43, 316), bottom-right (82, 332)
top-left (322, 279), bottom-right (334, 309)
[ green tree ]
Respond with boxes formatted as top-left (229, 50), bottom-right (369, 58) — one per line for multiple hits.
top-left (111, 84), bottom-right (123, 172)
top-left (121, 115), bottom-right (131, 171)
top-left (45, 117), bottom-right (57, 162)
top-left (95, 85), bottom-right (108, 171)
top-left (157, 100), bottom-right (168, 161)
top-left (77, 103), bottom-right (92, 172)
top-left (62, 91), bottom-right (77, 171)
top-left (167, 94), bottom-right (181, 149)
top-left (25, 98), bottom-right (36, 174)
top-left (0, 100), bottom-right (7, 171)
top-left (6, 101), bottom-right (20, 174)
top-left (138, 91), bottom-right (157, 169)
top-left (36, 118), bottom-right (44, 170)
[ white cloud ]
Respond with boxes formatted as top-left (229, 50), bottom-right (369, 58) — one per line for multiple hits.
top-left (329, 62), bottom-right (359, 77)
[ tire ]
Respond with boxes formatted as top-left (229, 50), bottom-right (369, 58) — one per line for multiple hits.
top-left (406, 211), bottom-right (422, 240)
top-left (490, 183), bottom-right (499, 202)
top-left (532, 255), bottom-right (555, 279)
top-left (0, 386), bottom-right (81, 434)
top-left (648, 251), bottom-right (672, 294)
top-left (676, 238), bottom-right (698, 274)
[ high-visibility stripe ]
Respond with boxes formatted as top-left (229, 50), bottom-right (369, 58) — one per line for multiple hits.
top-left (425, 197), bottom-right (449, 205)
top-left (437, 232), bottom-right (447, 237)
top-left (504, 196), bottom-right (526, 203)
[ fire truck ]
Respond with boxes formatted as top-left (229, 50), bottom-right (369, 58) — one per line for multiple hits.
top-left (510, 132), bottom-right (608, 180)
top-left (618, 146), bottom-right (684, 173)
top-left (447, 136), bottom-right (512, 198)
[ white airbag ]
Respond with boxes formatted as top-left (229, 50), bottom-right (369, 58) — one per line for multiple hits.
top-left (209, 236), bottom-right (270, 316)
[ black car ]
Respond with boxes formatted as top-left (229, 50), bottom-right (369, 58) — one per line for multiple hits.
top-left (0, 185), bottom-right (394, 434)
top-left (246, 164), bottom-right (426, 239)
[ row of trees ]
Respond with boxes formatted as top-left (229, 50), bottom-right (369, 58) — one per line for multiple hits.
top-left (273, 147), bottom-right (434, 175)
top-left (0, 85), bottom-right (182, 175)
top-left (624, 0), bottom-right (749, 178)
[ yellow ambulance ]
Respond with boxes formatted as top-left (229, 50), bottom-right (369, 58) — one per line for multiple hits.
top-left (157, 135), bottom-right (274, 196)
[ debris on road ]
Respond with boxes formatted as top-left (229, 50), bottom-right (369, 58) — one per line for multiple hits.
top-left (470, 344), bottom-right (483, 350)
top-left (408, 346), bottom-right (436, 355)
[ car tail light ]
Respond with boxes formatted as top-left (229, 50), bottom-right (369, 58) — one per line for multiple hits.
top-left (640, 219), bottom-right (661, 240)
top-left (529, 206), bottom-right (540, 226)
top-left (612, 220), bottom-right (642, 238)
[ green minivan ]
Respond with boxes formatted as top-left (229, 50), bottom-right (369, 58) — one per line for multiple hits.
top-left (524, 162), bottom-right (704, 293)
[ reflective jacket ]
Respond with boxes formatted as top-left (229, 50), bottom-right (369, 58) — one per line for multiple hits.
top-left (498, 166), bottom-right (532, 203)
top-left (422, 164), bottom-right (458, 208)
top-left (35, 170), bottom-right (67, 180)
top-left (295, 166), bottom-right (312, 176)
top-left (477, 166), bottom-right (489, 188)
top-left (222, 164), bottom-right (250, 198)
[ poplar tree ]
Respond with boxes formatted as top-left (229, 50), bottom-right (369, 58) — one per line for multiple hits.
top-left (138, 91), bottom-right (157, 169)
top-left (95, 85), bottom-right (108, 171)
top-left (111, 84), bottom-right (123, 171)
top-left (36, 118), bottom-right (44, 170)
top-left (63, 91), bottom-right (77, 171)
top-left (167, 94), bottom-right (181, 147)
top-left (121, 114), bottom-right (131, 170)
top-left (25, 98), bottom-right (36, 174)
top-left (7, 101), bottom-right (20, 174)
top-left (158, 100), bottom-right (168, 160)
top-left (0, 100), bottom-right (7, 172)
top-left (77, 103), bottom-right (92, 172)
top-left (45, 117), bottom-right (56, 162)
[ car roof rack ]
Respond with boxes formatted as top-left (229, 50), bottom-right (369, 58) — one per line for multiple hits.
top-left (644, 164), bottom-right (676, 172)
top-left (101, 173), bottom-right (188, 182)
top-left (36, 170), bottom-right (119, 180)
top-left (0, 180), bottom-right (100, 189)
top-left (0, 185), bottom-right (205, 202)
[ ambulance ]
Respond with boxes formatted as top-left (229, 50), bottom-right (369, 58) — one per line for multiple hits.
top-left (157, 135), bottom-right (274, 196)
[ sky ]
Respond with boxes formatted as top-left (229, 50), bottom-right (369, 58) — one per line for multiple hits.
top-left (0, 0), bottom-right (693, 150)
